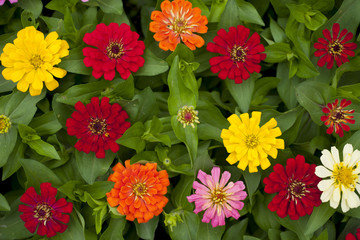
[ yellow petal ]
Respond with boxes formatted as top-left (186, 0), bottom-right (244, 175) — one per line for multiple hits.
top-left (49, 67), bottom-right (67, 78)
top-left (2, 68), bottom-right (15, 80)
top-left (29, 84), bottom-right (42, 96)
top-left (45, 31), bottom-right (59, 46)
top-left (11, 70), bottom-right (25, 82)
top-left (226, 153), bottom-right (238, 165)
top-left (260, 158), bottom-right (271, 170)
top-left (25, 70), bottom-right (36, 83)
top-left (240, 113), bottom-right (250, 127)
top-left (17, 80), bottom-right (30, 92)
top-left (45, 80), bottom-right (59, 91)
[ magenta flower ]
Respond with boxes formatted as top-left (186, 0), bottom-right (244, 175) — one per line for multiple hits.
top-left (0, 0), bottom-right (17, 5)
top-left (187, 166), bottom-right (247, 227)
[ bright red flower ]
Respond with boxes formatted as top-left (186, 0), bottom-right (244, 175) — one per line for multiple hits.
top-left (83, 23), bottom-right (145, 80)
top-left (314, 23), bottom-right (357, 69)
top-left (263, 155), bottom-right (322, 220)
top-left (18, 183), bottom-right (73, 238)
top-left (66, 97), bottom-right (131, 158)
top-left (346, 228), bottom-right (360, 240)
top-left (321, 99), bottom-right (355, 137)
top-left (207, 25), bottom-right (266, 84)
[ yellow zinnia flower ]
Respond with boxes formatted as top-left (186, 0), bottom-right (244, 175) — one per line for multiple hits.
top-left (0, 26), bottom-right (69, 96)
top-left (221, 111), bottom-right (285, 173)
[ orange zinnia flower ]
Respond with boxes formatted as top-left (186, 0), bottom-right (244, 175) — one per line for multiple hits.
top-left (106, 160), bottom-right (170, 223)
top-left (149, 0), bottom-right (208, 51)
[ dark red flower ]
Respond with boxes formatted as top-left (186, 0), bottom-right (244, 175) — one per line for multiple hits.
top-left (314, 23), bottom-right (357, 69)
top-left (346, 228), bottom-right (360, 240)
top-left (206, 25), bottom-right (266, 84)
top-left (263, 155), bottom-right (322, 220)
top-left (321, 99), bottom-right (355, 137)
top-left (83, 23), bottom-right (145, 80)
top-left (18, 183), bottom-right (73, 238)
top-left (66, 97), bottom-right (131, 158)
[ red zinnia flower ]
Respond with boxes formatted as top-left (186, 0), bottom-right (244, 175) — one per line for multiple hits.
top-left (346, 228), bottom-right (360, 240)
top-left (314, 23), bottom-right (357, 69)
top-left (66, 97), bottom-right (131, 158)
top-left (83, 23), bottom-right (145, 80)
top-left (106, 160), bottom-right (170, 223)
top-left (263, 155), bottom-right (322, 220)
top-left (321, 98), bottom-right (355, 137)
top-left (18, 183), bottom-right (73, 238)
top-left (207, 25), bottom-right (266, 84)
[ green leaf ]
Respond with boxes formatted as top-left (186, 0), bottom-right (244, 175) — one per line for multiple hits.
top-left (276, 63), bottom-right (300, 109)
top-left (80, 181), bottom-right (115, 200)
top-left (20, 158), bottom-right (63, 190)
top-left (171, 175), bottom-right (194, 211)
top-left (45, 0), bottom-right (78, 14)
top-left (304, 203), bottom-right (336, 236)
top-left (18, 124), bottom-right (61, 160)
top-left (295, 81), bottom-right (335, 125)
top-left (277, 214), bottom-right (309, 240)
top-left (0, 193), bottom-right (10, 211)
top-left (197, 221), bottom-right (225, 240)
top-left (208, 0), bottom-right (228, 22)
top-left (264, 43), bottom-right (292, 63)
top-left (270, 17), bottom-right (287, 43)
top-left (219, 0), bottom-right (264, 28)
top-left (302, 0), bottom-right (335, 12)
top-left (287, 3), bottom-right (327, 31)
top-left (75, 151), bottom-right (115, 184)
top-left (95, 0), bottom-right (123, 15)
top-left (169, 210), bottom-right (200, 240)
top-left (0, 5), bottom-right (16, 25)
top-left (134, 216), bottom-right (159, 240)
top-left (21, 10), bottom-right (37, 28)
top-left (189, 0), bottom-right (210, 17)
top-left (293, 47), bottom-right (319, 78)
top-left (225, 73), bottom-right (259, 113)
top-left (134, 49), bottom-right (169, 76)
top-left (57, 59), bottom-right (92, 75)
top-left (116, 122), bottom-right (146, 153)
top-left (103, 77), bottom-right (134, 100)
top-left (166, 43), bottom-right (195, 65)
top-left (57, 81), bottom-right (111, 105)
top-left (2, 90), bottom-right (45, 125)
top-left (243, 170), bottom-right (260, 207)
top-left (29, 111), bottom-right (62, 136)
top-left (0, 127), bottom-right (17, 168)
top-left (2, 137), bottom-right (25, 180)
top-left (100, 217), bottom-right (126, 240)
top-left (143, 116), bottom-right (171, 147)
top-left (223, 218), bottom-right (248, 240)
top-left (18, 0), bottom-right (43, 18)
top-left (52, 211), bottom-right (86, 240)
top-left (252, 193), bottom-right (280, 230)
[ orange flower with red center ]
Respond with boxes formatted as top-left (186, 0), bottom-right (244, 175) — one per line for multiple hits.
top-left (106, 160), bottom-right (170, 223)
top-left (149, 0), bottom-right (208, 51)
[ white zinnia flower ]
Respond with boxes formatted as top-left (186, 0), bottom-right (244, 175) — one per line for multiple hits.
top-left (315, 144), bottom-right (360, 212)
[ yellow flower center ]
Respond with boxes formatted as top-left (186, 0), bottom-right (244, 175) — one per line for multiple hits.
top-left (88, 118), bottom-right (108, 136)
top-left (288, 180), bottom-right (307, 199)
top-left (106, 41), bottom-right (124, 59)
top-left (332, 163), bottom-right (358, 191)
top-left (328, 40), bottom-right (344, 56)
top-left (34, 203), bottom-right (53, 224)
top-left (133, 182), bottom-right (148, 198)
top-left (245, 134), bottom-right (259, 148)
top-left (0, 115), bottom-right (11, 134)
top-left (231, 45), bottom-right (247, 62)
top-left (30, 55), bottom-right (43, 69)
top-left (177, 105), bottom-right (200, 128)
top-left (211, 188), bottom-right (227, 205)
top-left (172, 19), bottom-right (188, 34)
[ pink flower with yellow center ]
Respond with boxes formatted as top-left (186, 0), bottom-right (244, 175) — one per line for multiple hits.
top-left (187, 166), bottom-right (247, 227)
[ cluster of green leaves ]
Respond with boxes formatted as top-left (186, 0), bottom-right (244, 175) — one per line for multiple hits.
top-left (1, 0), bottom-right (360, 239)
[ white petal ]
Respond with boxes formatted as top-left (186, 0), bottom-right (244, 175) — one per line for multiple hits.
top-left (347, 191), bottom-right (360, 208)
top-left (320, 149), bottom-right (335, 170)
top-left (356, 183), bottom-right (360, 194)
top-left (331, 187), bottom-right (341, 204)
top-left (343, 144), bottom-right (353, 166)
top-left (341, 196), bottom-right (350, 213)
top-left (330, 197), bottom-right (340, 209)
top-left (350, 150), bottom-right (360, 167)
top-left (315, 166), bottom-right (333, 178)
top-left (320, 186), bottom-right (334, 202)
top-left (318, 179), bottom-right (334, 191)
top-left (331, 146), bottom-right (340, 164)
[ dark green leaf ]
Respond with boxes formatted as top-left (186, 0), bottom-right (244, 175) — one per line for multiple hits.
top-left (100, 217), bottom-right (126, 240)
top-left (223, 218), bottom-right (248, 240)
top-left (95, 0), bottom-right (123, 15)
top-left (134, 216), bottom-right (159, 240)
top-left (18, 0), bottom-right (43, 18)
top-left (169, 210), bottom-right (199, 240)
top-left (134, 49), bottom-right (169, 76)
top-left (171, 175), bottom-right (194, 211)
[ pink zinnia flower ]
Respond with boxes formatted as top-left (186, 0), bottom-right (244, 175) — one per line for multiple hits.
top-left (187, 166), bottom-right (247, 227)
top-left (0, 0), bottom-right (17, 5)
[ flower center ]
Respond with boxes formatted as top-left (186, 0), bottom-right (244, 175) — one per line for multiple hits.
top-left (211, 188), bottom-right (227, 205)
top-left (332, 163), bottom-right (357, 191)
top-left (288, 180), bottom-right (306, 199)
top-left (106, 42), bottom-right (124, 59)
top-left (133, 182), bottom-right (148, 198)
top-left (231, 45), bottom-right (247, 62)
top-left (170, 19), bottom-right (188, 34)
top-left (33, 203), bottom-right (53, 224)
top-left (328, 40), bottom-right (344, 56)
top-left (0, 115), bottom-right (11, 134)
top-left (30, 55), bottom-right (43, 69)
top-left (245, 134), bottom-right (259, 148)
top-left (329, 107), bottom-right (350, 124)
top-left (177, 105), bottom-right (200, 128)
top-left (88, 118), bottom-right (108, 136)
